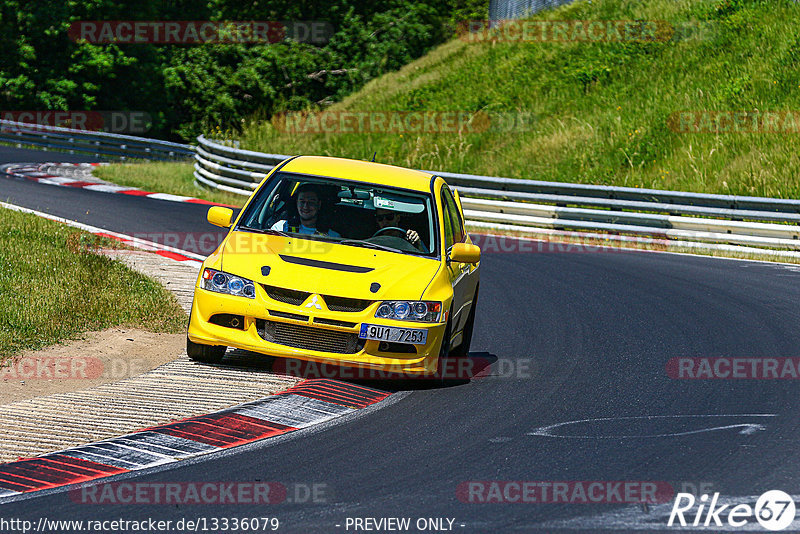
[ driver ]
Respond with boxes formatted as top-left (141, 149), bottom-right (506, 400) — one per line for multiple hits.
top-left (375, 208), bottom-right (420, 246)
top-left (271, 184), bottom-right (340, 237)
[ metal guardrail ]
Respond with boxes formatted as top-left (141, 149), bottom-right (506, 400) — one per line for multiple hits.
top-left (0, 120), bottom-right (194, 160)
top-left (194, 135), bottom-right (800, 255)
top-left (489, 0), bottom-right (576, 21)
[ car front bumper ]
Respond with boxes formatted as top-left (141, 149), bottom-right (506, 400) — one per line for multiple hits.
top-left (187, 288), bottom-right (447, 376)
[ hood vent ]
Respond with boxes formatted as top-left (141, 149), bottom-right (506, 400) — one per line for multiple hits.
top-left (279, 254), bottom-right (374, 273)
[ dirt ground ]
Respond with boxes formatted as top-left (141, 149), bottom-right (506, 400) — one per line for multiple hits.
top-left (0, 328), bottom-right (184, 404)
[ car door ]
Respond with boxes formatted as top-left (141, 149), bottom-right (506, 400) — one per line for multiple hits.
top-left (441, 184), bottom-right (473, 341)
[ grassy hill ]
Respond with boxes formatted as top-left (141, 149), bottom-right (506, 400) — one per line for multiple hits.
top-left (234, 0), bottom-right (800, 198)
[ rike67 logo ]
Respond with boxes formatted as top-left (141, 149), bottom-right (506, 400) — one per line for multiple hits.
top-left (668, 490), bottom-right (796, 531)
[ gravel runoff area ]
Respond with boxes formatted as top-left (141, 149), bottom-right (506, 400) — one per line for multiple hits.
top-left (0, 248), bottom-right (300, 463)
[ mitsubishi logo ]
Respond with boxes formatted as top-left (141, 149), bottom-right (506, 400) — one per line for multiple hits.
top-left (305, 295), bottom-right (322, 309)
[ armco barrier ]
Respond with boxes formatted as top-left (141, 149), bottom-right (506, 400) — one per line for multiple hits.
top-left (193, 135), bottom-right (800, 257)
top-left (9, 119), bottom-right (797, 257)
top-left (0, 120), bottom-right (194, 160)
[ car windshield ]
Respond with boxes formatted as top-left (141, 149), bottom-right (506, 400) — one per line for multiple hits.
top-left (236, 172), bottom-right (438, 257)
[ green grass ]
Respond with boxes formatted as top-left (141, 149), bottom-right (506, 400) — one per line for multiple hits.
top-left (94, 162), bottom-right (246, 207)
top-left (233, 0), bottom-right (800, 198)
top-left (0, 209), bottom-right (187, 361)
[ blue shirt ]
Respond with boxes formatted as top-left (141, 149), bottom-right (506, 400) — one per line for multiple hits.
top-left (271, 220), bottom-right (340, 237)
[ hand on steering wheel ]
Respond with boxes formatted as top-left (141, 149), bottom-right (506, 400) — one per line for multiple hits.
top-left (372, 227), bottom-right (421, 246)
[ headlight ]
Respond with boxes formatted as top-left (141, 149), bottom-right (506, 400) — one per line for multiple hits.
top-left (374, 301), bottom-right (441, 322)
top-left (201, 268), bottom-right (256, 299)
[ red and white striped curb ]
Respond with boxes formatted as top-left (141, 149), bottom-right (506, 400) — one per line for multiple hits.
top-left (0, 182), bottom-right (386, 499)
top-left (0, 379), bottom-right (390, 498)
top-left (1, 201), bottom-right (204, 267)
top-left (2, 162), bottom-right (237, 208)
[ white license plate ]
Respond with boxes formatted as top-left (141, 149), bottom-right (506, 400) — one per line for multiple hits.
top-left (359, 324), bottom-right (428, 345)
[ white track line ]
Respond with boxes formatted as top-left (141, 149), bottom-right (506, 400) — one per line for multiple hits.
top-left (0, 200), bottom-right (205, 264)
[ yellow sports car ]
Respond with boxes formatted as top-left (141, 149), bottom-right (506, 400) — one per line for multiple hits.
top-left (187, 156), bottom-right (480, 376)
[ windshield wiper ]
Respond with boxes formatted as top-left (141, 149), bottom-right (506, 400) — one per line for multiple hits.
top-left (237, 225), bottom-right (289, 237)
top-left (339, 239), bottom-right (399, 253)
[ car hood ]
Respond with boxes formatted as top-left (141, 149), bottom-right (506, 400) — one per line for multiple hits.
top-left (219, 232), bottom-right (441, 301)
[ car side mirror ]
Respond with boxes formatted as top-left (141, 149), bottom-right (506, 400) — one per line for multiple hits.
top-left (448, 243), bottom-right (481, 264)
top-left (207, 206), bottom-right (233, 228)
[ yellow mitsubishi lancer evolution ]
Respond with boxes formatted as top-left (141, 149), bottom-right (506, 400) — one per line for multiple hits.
top-left (187, 156), bottom-right (480, 376)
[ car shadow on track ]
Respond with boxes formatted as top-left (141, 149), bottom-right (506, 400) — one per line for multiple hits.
top-left (359, 351), bottom-right (499, 392)
top-left (214, 349), bottom-right (498, 392)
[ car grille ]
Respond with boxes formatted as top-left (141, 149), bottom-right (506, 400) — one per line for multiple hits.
top-left (263, 284), bottom-right (373, 312)
top-left (263, 285), bottom-right (310, 306)
top-left (324, 295), bottom-right (373, 312)
top-left (269, 310), bottom-right (309, 322)
top-left (314, 317), bottom-right (357, 328)
top-left (256, 319), bottom-right (365, 354)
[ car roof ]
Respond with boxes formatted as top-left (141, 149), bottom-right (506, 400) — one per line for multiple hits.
top-left (280, 156), bottom-right (436, 193)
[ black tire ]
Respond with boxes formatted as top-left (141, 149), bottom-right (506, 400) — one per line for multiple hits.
top-left (186, 337), bottom-right (227, 363)
top-left (435, 319), bottom-right (452, 380)
top-left (450, 286), bottom-right (479, 359)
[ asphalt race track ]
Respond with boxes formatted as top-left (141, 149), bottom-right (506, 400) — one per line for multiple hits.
top-left (0, 146), bottom-right (229, 248)
top-left (3, 146), bottom-right (800, 532)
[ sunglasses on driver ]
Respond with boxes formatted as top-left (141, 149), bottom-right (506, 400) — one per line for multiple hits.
top-left (376, 212), bottom-right (398, 222)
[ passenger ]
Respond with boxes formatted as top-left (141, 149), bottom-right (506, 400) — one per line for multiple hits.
top-left (271, 184), bottom-right (340, 237)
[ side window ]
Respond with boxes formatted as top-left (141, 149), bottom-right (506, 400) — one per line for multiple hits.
top-left (241, 177), bottom-right (280, 228)
top-left (441, 191), bottom-right (454, 250)
top-left (441, 185), bottom-right (464, 245)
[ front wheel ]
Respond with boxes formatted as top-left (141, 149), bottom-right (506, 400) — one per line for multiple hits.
top-left (450, 286), bottom-right (478, 359)
top-left (186, 337), bottom-right (227, 363)
top-left (434, 319), bottom-right (452, 380)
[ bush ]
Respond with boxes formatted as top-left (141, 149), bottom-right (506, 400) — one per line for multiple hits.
top-left (0, 0), bottom-right (489, 141)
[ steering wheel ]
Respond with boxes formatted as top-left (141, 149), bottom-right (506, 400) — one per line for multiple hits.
top-left (371, 226), bottom-right (407, 238)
